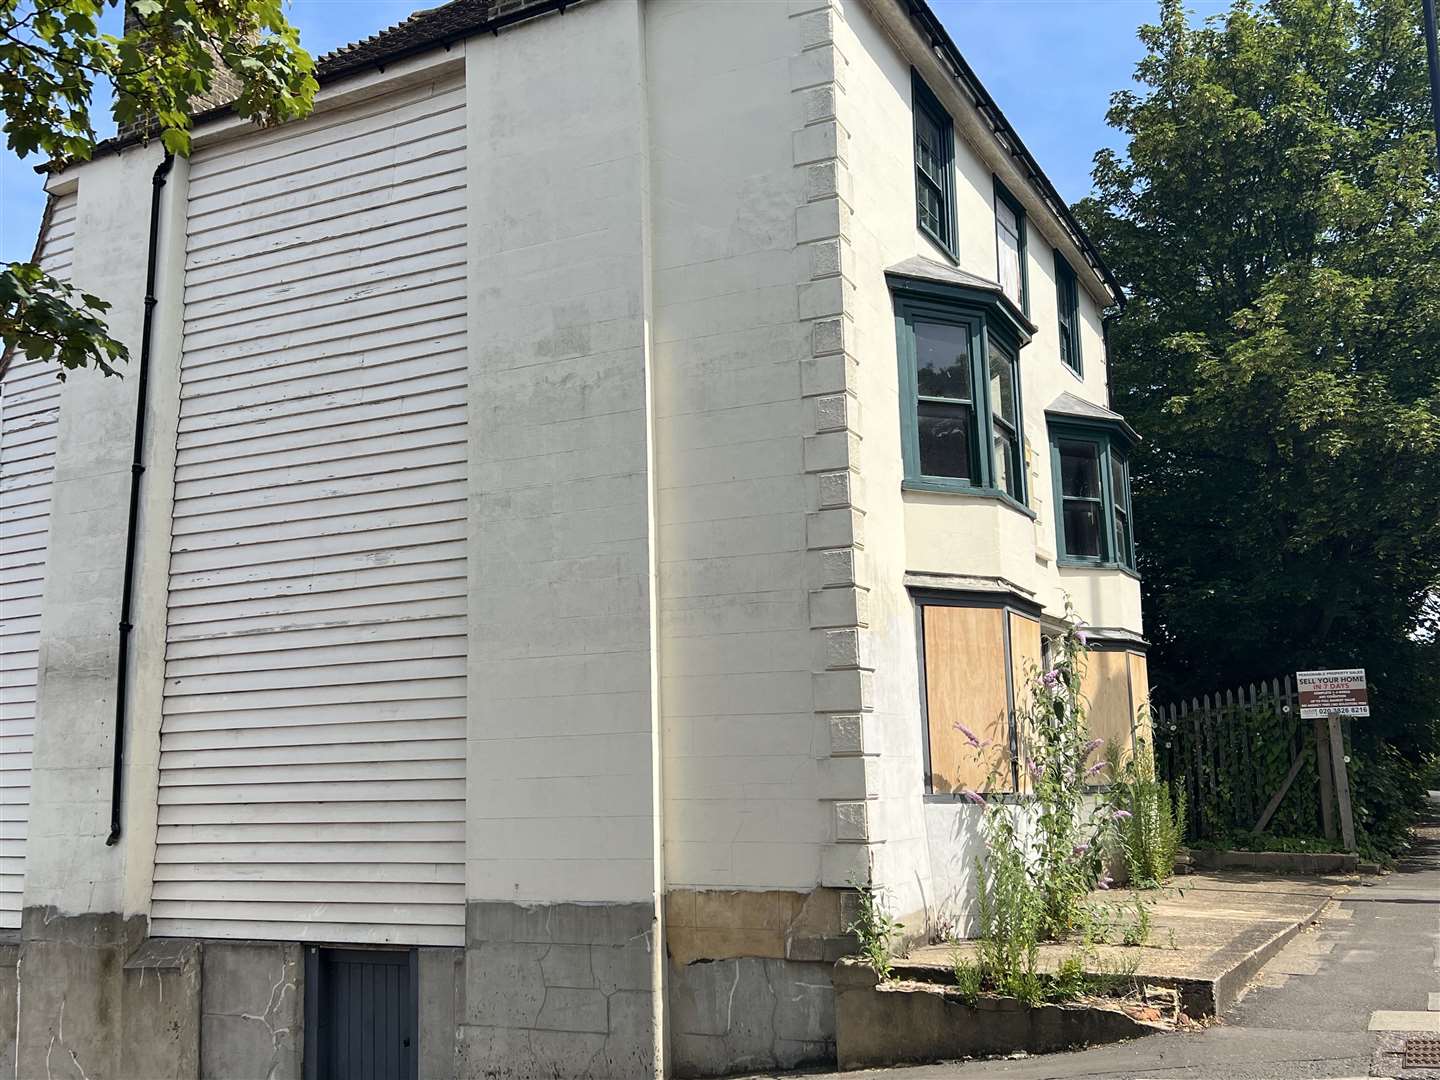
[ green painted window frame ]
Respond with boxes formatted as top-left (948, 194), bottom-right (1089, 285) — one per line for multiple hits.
top-left (912, 72), bottom-right (957, 260)
top-left (993, 178), bottom-right (1029, 316)
top-left (1054, 250), bottom-right (1082, 376)
top-left (1048, 420), bottom-right (1137, 572)
top-left (894, 288), bottom-right (1030, 513)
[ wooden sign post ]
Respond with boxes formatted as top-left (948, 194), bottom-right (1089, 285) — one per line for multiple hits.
top-left (1297, 669), bottom-right (1368, 852)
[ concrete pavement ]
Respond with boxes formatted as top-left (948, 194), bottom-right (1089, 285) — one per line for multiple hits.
top-left (744, 796), bottom-right (1440, 1080)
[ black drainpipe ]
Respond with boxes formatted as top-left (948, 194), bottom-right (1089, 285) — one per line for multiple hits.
top-left (107, 151), bottom-right (174, 847)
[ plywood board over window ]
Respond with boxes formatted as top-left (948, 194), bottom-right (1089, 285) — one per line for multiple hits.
top-left (1081, 649), bottom-right (1138, 761)
top-left (1008, 613), bottom-right (1041, 791)
top-left (1127, 652), bottom-right (1152, 748)
top-left (922, 605), bottom-right (1012, 794)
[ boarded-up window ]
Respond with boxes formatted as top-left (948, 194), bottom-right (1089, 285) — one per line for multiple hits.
top-left (920, 601), bottom-right (1042, 795)
top-left (1127, 652), bottom-right (1152, 748)
top-left (1008, 613), bottom-right (1042, 792)
top-left (1081, 648), bottom-right (1152, 763)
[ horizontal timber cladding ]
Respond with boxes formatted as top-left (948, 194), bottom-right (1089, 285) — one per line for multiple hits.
top-left (151, 77), bottom-right (467, 947)
top-left (0, 190), bottom-right (77, 930)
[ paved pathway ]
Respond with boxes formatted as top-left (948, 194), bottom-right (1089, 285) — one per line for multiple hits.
top-left (752, 796), bottom-right (1440, 1080)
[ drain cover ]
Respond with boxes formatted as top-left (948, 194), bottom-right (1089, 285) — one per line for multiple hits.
top-left (1404, 1037), bottom-right (1440, 1068)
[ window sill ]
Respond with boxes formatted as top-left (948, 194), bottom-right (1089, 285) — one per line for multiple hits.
top-left (925, 785), bottom-right (1114, 804)
top-left (902, 479), bottom-right (1037, 520)
top-left (1057, 557), bottom-right (1141, 581)
top-left (925, 791), bottom-right (1030, 805)
top-left (1062, 359), bottom-right (1085, 383)
top-left (918, 223), bottom-right (959, 266)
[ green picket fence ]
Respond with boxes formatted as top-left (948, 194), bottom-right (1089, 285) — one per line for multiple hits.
top-left (1153, 677), bottom-right (1330, 843)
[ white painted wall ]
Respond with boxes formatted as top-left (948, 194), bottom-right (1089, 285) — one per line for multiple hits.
top-left (646, 0), bottom-right (826, 892)
top-left (15, 0), bottom-right (1145, 949)
top-left (0, 190), bottom-right (77, 929)
top-left (23, 145), bottom-right (167, 917)
top-left (150, 76), bottom-right (470, 946)
top-left (836, 0), bottom-right (1144, 923)
top-left (463, 0), bottom-right (661, 905)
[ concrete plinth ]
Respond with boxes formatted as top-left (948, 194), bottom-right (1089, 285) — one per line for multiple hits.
top-left (122, 938), bottom-right (201, 1079)
top-left (1, 914), bottom-right (467, 1080)
top-left (668, 957), bottom-right (835, 1076)
top-left (454, 900), bottom-right (662, 1079)
top-left (833, 960), bottom-right (1162, 1070)
top-left (200, 941), bottom-right (303, 1080)
top-left (0, 938), bottom-right (16, 1078)
top-left (15, 909), bottom-right (150, 1080)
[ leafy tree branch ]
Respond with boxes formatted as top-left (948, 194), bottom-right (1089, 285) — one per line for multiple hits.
top-left (0, 0), bottom-right (316, 378)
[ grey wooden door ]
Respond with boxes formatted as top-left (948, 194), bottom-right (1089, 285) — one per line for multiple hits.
top-left (304, 947), bottom-right (418, 1080)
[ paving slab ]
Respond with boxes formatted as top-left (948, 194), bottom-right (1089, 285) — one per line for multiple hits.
top-left (1369, 1011), bottom-right (1440, 1032)
top-left (893, 871), bottom-right (1349, 1017)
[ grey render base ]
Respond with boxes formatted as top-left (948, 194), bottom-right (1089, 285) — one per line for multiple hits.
top-left (2, 902), bottom-right (841, 1078)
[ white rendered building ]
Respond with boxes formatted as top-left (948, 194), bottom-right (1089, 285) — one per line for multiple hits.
top-left (0, 0), bottom-right (1148, 1074)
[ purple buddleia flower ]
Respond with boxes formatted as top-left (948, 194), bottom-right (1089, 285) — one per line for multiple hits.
top-left (1042, 669), bottom-right (1061, 690)
top-left (1076, 630), bottom-right (1090, 645)
top-left (1112, 809), bottom-right (1132, 821)
top-left (959, 789), bottom-right (985, 805)
top-left (952, 720), bottom-right (985, 749)
top-left (1085, 760), bottom-right (1107, 778)
top-left (1083, 738), bottom-right (1105, 755)
top-left (1025, 758), bottom-right (1043, 781)
top-left (1097, 873), bottom-right (1113, 890)
top-left (1072, 843), bottom-right (1090, 858)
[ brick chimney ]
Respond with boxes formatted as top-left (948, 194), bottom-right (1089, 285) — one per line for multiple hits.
top-left (117, 1), bottom-right (246, 141)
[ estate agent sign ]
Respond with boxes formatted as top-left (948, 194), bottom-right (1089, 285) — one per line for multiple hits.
top-left (1296, 668), bottom-right (1370, 719)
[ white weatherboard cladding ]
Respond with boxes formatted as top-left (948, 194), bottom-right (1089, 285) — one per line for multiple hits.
top-left (0, 191), bottom-right (76, 930)
top-left (151, 78), bottom-right (467, 946)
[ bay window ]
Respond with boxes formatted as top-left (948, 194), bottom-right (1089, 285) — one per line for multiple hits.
top-left (891, 267), bottom-right (1035, 509)
top-left (1046, 401), bottom-right (1139, 570)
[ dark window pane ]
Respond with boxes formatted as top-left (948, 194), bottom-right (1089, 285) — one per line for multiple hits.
top-left (1063, 501), bottom-right (1102, 558)
top-left (915, 322), bottom-right (971, 400)
top-left (1114, 507), bottom-right (1131, 565)
top-left (917, 181), bottom-right (943, 236)
top-left (1110, 454), bottom-right (1127, 508)
top-left (916, 112), bottom-right (942, 182)
top-left (1058, 440), bottom-right (1100, 498)
top-left (1057, 267), bottom-right (1079, 370)
top-left (918, 402), bottom-right (973, 480)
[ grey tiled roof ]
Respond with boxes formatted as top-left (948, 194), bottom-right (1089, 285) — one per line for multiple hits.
top-left (315, 0), bottom-right (541, 81)
top-left (72, 0), bottom-right (571, 161)
top-left (1047, 391), bottom-right (1140, 443)
top-left (886, 256), bottom-right (1006, 295)
top-left (885, 255), bottom-right (1038, 335)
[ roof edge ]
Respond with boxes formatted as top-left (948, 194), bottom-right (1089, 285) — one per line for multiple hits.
top-left (41, 0), bottom-right (580, 173)
top-left (900, 0), bottom-right (1125, 310)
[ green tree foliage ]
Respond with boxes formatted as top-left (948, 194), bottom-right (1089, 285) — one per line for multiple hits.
top-left (1075, 0), bottom-right (1440, 760)
top-left (1, 0), bottom-right (316, 375)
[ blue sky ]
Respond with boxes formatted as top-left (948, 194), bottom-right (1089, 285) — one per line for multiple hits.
top-left (0, 0), bottom-right (1227, 264)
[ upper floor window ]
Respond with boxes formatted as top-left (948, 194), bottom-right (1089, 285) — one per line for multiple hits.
top-left (1047, 411), bottom-right (1137, 570)
top-left (1055, 251), bottom-right (1082, 375)
top-left (913, 74), bottom-right (956, 258)
top-left (993, 180), bottom-right (1028, 313)
top-left (890, 268), bottom-right (1034, 509)
top-left (988, 339), bottom-right (1022, 499)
